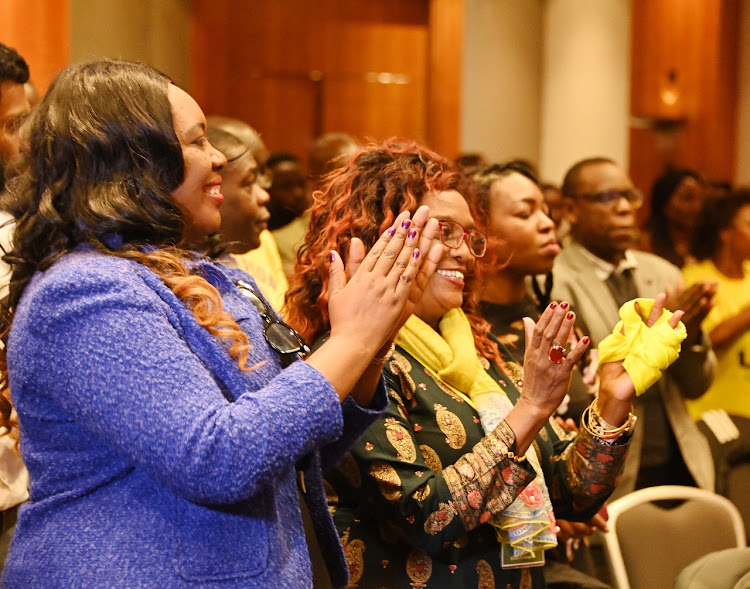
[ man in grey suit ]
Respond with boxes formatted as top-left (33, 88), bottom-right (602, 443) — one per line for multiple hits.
top-left (551, 157), bottom-right (717, 500)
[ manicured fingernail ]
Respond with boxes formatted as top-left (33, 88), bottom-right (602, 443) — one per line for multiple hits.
top-left (550, 302), bottom-right (558, 309)
top-left (582, 336), bottom-right (590, 345)
top-left (328, 252), bottom-right (335, 263)
top-left (567, 312), bottom-right (574, 320)
top-left (401, 219), bottom-right (411, 229)
top-left (387, 227), bottom-right (396, 237)
top-left (407, 229), bottom-right (417, 239)
top-left (412, 248), bottom-right (420, 259)
top-left (560, 301), bottom-right (569, 310)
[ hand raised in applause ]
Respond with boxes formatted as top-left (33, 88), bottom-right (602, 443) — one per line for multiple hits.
top-left (326, 206), bottom-right (441, 354)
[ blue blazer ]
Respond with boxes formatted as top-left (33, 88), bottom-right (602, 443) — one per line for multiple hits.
top-left (2, 249), bottom-right (386, 588)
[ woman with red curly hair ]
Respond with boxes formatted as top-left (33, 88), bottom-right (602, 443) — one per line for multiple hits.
top-left (0, 61), bottom-right (440, 588)
top-left (287, 138), bottom-right (684, 588)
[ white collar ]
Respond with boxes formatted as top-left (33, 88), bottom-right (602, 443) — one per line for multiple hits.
top-left (577, 245), bottom-right (638, 282)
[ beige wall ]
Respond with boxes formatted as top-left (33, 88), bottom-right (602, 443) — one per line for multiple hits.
top-left (461, 0), bottom-right (631, 185)
top-left (70, 0), bottom-right (191, 88)
top-left (460, 0), bottom-right (543, 166)
top-left (736, 0), bottom-right (750, 185)
top-left (539, 0), bottom-right (631, 185)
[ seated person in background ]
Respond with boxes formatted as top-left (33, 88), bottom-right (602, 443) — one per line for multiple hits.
top-left (552, 157), bottom-right (717, 499)
top-left (287, 138), bottom-right (686, 589)
top-left (272, 132), bottom-right (360, 278)
top-left (266, 152), bottom-right (307, 232)
top-left (206, 116), bottom-right (287, 311)
top-left (682, 190), bottom-right (750, 424)
top-left (641, 167), bottom-right (707, 268)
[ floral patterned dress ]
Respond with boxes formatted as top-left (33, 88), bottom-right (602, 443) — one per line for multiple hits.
top-left (325, 341), bottom-right (630, 589)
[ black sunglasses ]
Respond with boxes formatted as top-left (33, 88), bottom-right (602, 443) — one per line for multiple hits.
top-left (235, 280), bottom-right (310, 358)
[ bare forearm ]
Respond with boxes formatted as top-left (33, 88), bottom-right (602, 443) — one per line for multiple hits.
top-left (709, 306), bottom-right (750, 350)
top-left (504, 396), bottom-right (553, 454)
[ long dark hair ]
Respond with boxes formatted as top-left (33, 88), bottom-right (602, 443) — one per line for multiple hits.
top-left (0, 59), bottom-right (252, 434)
top-left (647, 167), bottom-right (703, 267)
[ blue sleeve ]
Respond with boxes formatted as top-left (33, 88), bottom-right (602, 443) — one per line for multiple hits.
top-left (8, 259), bottom-right (343, 505)
top-left (319, 380), bottom-right (388, 474)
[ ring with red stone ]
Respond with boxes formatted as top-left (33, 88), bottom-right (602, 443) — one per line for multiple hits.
top-left (549, 343), bottom-right (566, 363)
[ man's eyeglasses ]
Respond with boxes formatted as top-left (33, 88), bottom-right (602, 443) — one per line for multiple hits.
top-left (235, 280), bottom-right (310, 358)
top-left (257, 168), bottom-right (272, 190)
top-left (438, 220), bottom-right (487, 258)
top-left (574, 189), bottom-right (643, 209)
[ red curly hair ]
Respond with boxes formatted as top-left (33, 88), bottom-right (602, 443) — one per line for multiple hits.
top-left (285, 137), bottom-right (502, 365)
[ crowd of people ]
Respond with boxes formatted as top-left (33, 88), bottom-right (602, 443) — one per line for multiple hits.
top-left (0, 41), bottom-right (748, 588)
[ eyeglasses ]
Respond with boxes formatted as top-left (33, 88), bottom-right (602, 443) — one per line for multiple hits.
top-left (574, 189), bottom-right (643, 209)
top-left (235, 280), bottom-right (310, 358)
top-left (257, 168), bottom-right (272, 190)
top-left (437, 220), bottom-right (487, 258)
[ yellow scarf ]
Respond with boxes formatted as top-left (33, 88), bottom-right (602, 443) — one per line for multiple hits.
top-left (597, 298), bottom-right (687, 395)
top-left (396, 309), bottom-right (557, 556)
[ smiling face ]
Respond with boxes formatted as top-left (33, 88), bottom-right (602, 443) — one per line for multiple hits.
top-left (487, 172), bottom-right (559, 276)
top-left (414, 190), bottom-right (477, 329)
top-left (168, 85), bottom-right (227, 243)
top-left (567, 161), bottom-right (638, 264)
top-left (219, 150), bottom-right (271, 253)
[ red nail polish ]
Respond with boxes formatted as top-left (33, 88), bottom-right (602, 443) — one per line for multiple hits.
top-left (328, 252), bottom-right (335, 263)
top-left (412, 248), bottom-right (420, 259)
top-left (560, 301), bottom-right (569, 310)
top-left (408, 229), bottom-right (417, 239)
top-left (401, 219), bottom-right (411, 229)
top-left (550, 302), bottom-right (558, 309)
top-left (567, 312), bottom-right (574, 320)
top-left (581, 336), bottom-right (590, 345)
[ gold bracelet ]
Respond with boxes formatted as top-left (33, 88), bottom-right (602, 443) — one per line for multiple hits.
top-left (507, 451), bottom-right (527, 464)
top-left (369, 344), bottom-right (395, 367)
top-left (582, 399), bottom-right (637, 441)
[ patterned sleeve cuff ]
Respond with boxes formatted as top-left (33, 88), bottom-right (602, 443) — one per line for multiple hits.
top-left (560, 423), bottom-right (631, 512)
top-left (441, 420), bottom-right (536, 532)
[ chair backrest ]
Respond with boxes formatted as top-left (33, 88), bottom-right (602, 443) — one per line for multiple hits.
top-left (603, 485), bottom-right (747, 589)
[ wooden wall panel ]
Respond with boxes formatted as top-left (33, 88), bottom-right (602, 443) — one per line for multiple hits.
top-left (0, 0), bottom-right (70, 93)
top-left (191, 0), bottom-right (460, 161)
top-left (427, 0), bottom-right (463, 158)
top-left (629, 0), bottom-right (739, 224)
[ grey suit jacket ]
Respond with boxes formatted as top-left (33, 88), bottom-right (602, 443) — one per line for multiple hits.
top-left (551, 240), bottom-right (715, 499)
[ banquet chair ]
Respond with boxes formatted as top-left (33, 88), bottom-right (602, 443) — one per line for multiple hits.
top-left (602, 485), bottom-right (746, 589)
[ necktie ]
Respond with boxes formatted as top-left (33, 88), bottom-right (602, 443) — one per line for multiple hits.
top-left (606, 268), bottom-right (638, 308)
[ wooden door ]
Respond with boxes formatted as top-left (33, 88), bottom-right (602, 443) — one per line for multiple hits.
top-left (191, 0), bottom-right (461, 161)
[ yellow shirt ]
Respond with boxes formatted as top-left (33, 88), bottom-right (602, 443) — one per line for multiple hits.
top-left (231, 230), bottom-right (289, 314)
top-left (271, 211), bottom-right (310, 279)
top-left (683, 260), bottom-right (750, 420)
